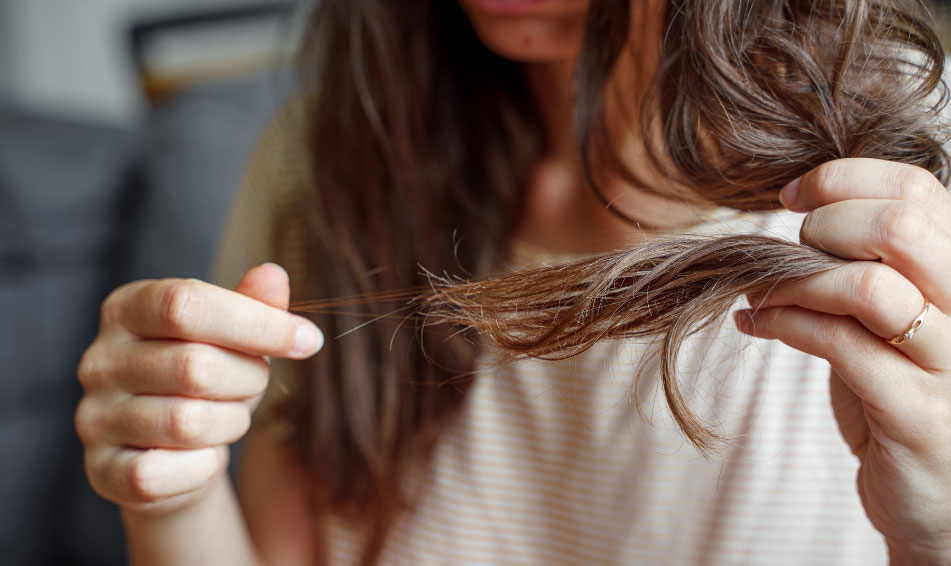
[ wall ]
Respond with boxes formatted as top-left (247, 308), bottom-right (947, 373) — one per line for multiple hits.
top-left (0, 0), bottom-right (289, 126)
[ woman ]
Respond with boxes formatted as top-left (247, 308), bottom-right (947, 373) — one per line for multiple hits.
top-left (76, 0), bottom-right (951, 564)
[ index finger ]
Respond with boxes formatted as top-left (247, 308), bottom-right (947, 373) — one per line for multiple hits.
top-left (779, 158), bottom-right (951, 217)
top-left (114, 279), bottom-right (323, 359)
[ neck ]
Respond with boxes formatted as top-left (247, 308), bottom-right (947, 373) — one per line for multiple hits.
top-left (515, 16), bottom-right (714, 254)
top-left (523, 59), bottom-right (577, 163)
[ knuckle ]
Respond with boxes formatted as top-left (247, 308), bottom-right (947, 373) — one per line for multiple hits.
top-left (99, 281), bottom-right (143, 327)
top-left (175, 344), bottom-right (215, 396)
top-left (897, 166), bottom-right (941, 204)
top-left (848, 262), bottom-right (895, 313)
top-left (74, 397), bottom-right (103, 446)
top-left (806, 161), bottom-right (845, 200)
top-left (820, 317), bottom-right (865, 358)
top-left (99, 290), bottom-right (125, 328)
top-left (77, 346), bottom-right (106, 390)
top-left (127, 452), bottom-right (162, 503)
top-left (168, 399), bottom-right (211, 444)
top-left (158, 280), bottom-right (202, 334)
top-left (877, 201), bottom-right (934, 250)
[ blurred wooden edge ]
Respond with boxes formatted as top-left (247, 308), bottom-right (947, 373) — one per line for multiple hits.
top-left (129, 3), bottom-right (293, 105)
top-left (141, 54), bottom-right (284, 104)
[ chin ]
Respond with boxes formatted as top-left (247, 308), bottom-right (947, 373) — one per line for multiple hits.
top-left (458, 0), bottom-right (590, 63)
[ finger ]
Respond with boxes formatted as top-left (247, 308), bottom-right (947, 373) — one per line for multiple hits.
top-left (118, 341), bottom-right (269, 400)
top-left (87, 445), bottom-right (226, 506)
top-left (749, 261), bottom-right (951, 371)
top-left (234, 263), bottom-right (291, 311)
top-left (829, 371), bottom-right (869, 458)
top-left (733, 306), bottom-right (928, 434)
top-left (798, 199), bottom-right (951, 309)
top-left (108, 396), bottom-right (251, 449)
top-left (114, 278), bottom-right (322, 359)
top-left (779, 158), bottom-right (951, 220)
top-left (78, 340), bottom-right (269, 400)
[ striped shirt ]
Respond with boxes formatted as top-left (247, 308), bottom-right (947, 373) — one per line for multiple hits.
top-left (215, 106), bottom-right (887, 565)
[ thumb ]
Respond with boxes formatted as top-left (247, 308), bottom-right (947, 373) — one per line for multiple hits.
top-left (234, 263), bottom-right (291, 311)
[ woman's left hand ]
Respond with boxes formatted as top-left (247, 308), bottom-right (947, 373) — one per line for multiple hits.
top-left (734, 157), bottom-right (951, 565)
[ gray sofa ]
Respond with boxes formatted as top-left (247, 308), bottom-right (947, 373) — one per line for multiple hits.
top-left (0, 68), bottom-right (290, 565)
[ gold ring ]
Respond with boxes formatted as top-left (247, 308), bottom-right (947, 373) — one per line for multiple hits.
top-left (888, 301), bottom-right (931, 345)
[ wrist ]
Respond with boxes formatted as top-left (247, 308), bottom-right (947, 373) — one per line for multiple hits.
top-left (121, 475), bottom-right (260, 566)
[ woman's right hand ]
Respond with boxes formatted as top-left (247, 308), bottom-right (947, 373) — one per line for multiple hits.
top-left (76, 263), bottom-right (322, 515)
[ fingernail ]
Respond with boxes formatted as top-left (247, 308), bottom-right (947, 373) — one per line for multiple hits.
top-left (292, 323), bottom-right (323, 357)
top-left (261, 262), bottom-right (289, 280)
top-left (734, 309), bottom-right (754, 333)
top-left (745, 293), bottom-right (764, 308)
top-left (779, 177), bottom-right (800, 209)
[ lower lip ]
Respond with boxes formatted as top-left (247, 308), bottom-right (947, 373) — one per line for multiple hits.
top-left (467, 0), bottom-right (549, 15)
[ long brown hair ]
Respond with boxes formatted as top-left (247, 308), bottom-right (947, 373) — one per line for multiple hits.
top-left (276, 0), bottom-right (947, 561)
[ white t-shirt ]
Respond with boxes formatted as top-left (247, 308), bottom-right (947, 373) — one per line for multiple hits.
top-left (215, 109), bottom-right (887, 565)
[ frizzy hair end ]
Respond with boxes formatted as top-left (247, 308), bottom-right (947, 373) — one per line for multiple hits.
top-left (292, 233), bottom-right (846, 455)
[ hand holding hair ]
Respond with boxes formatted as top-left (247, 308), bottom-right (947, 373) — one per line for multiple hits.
top-left (734, 158), bottom-right (951, 563)
top-left (76, 264), bottom-right (322, 516)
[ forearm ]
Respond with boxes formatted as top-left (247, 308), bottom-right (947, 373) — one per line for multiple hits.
top-left (122, 476), bottom-right (261, 566)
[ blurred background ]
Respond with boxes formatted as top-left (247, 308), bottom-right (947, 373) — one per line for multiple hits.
top-left (0, 0), bottom-right (298, 563)
top-left (3, 1), bottom-right (951, 564)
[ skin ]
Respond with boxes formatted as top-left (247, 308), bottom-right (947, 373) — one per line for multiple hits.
top-left (75, 1), bottom-right (951, 564)
top-left (736, 159), bottom-right (951, 563)
top-left (463, 0), bottom-right (713, 253)
top-left (77, 264), bottom-right (321, 564)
